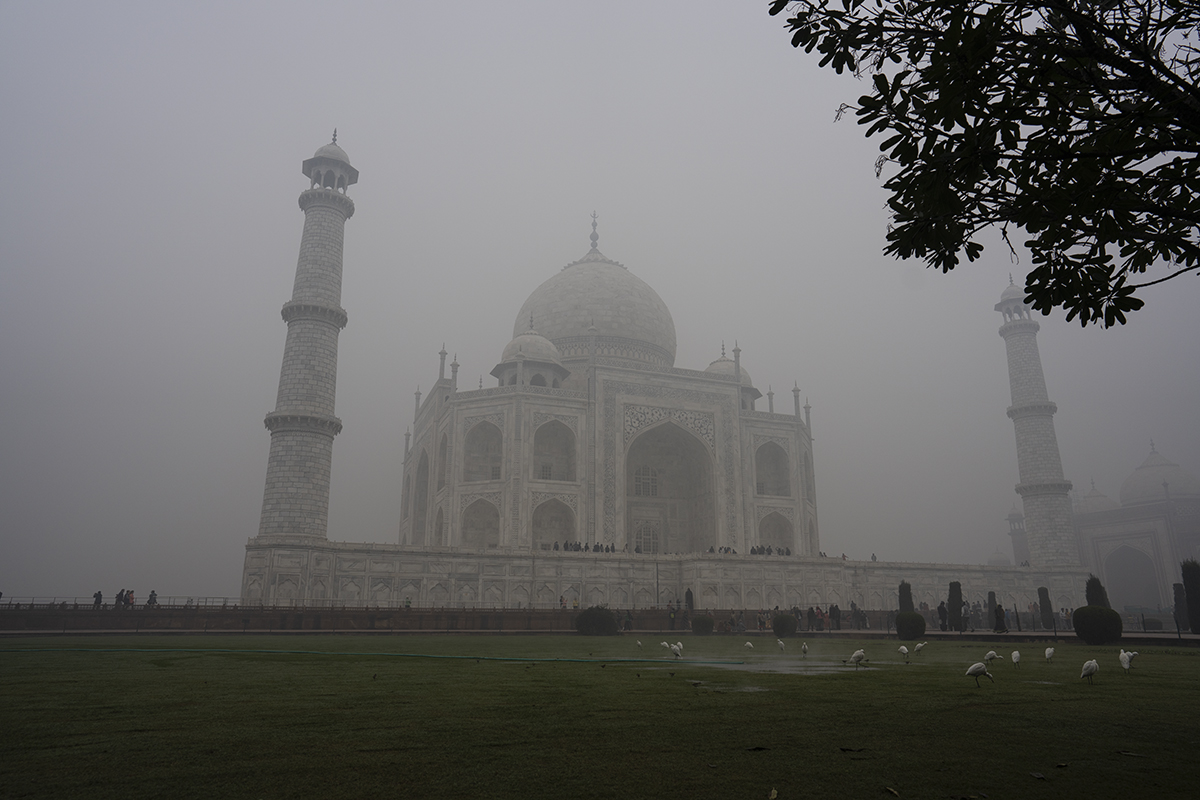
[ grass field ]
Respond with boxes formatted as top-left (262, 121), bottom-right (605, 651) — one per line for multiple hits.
top-left (2, 634), bottom-right (1197, 799)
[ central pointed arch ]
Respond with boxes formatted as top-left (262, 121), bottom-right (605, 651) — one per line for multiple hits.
top-left (412, 450), bottom-right (430, 545)
top-left (625, 421), bottom-right (714, 553)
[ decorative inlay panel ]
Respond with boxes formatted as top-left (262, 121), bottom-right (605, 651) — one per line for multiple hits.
top-left (532, 411), bottom-right (579, 434)
top-left (756, 505), bottom-right (796, 523)
top-left (459, 492), bottom-right (503, 512)
top-left (532, 492), bottom-right (578, 514)
top-left (753, 434), bottom-right (791, 452)
top-left (464, 413), bottom-right (504, 432)
top-left (624, 405), bottom-right (715, 449)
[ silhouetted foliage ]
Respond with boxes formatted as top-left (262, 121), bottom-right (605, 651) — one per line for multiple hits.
top-left (1182, 559), bottom-right (1200, 634)
top-left (574, 606), bottom-right (619, 636)
top-left (948, 582), bottom-right (963, 632)
top-left (898, 581), bottom-right (914, 614)
top-left (1038, 587), bottom-right (1055, 630)
top-left (692, 615), bottom-right (715, 636)
top-left (895, 611), bottom-right (926, 640)
top-left (1085, 574), bottom-right (1112, 609)
top-left (1072, 605), bottom-right (1122, 645)
top-left (1173, 582), bottom-right (1190, 632)
top-left (771, 613), bottom-right (799, 638)
top-left (768, 0), bottom-right (1200, 327)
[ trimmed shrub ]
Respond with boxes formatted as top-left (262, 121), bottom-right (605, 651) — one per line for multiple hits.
top-left (1173, 583), bottom-right (1189, 632)
top-left (894, 611), bottom-right (926, 640)
top-left (1038, 587), bottom-right (1054, 630)
top-left (948, 582), bottom-right (963, 632)
top-left (1182, 560), bottom-right (1200, 635)
top-left (771, 613), bottom-right (798, 638)
top-left (574, 606), bottom-right (619, 636)
top-left (898, 581), bottom-right (914, 614)
top-left (1072, 605), bottom-right (1123, 645)
top-left (691, 615), bottom-right (715, 635)
top-left (1085, 574), bottom-right (1112, 609)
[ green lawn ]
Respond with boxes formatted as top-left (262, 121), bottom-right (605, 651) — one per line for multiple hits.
top-left (2, 635), bottom-right (1196, 799)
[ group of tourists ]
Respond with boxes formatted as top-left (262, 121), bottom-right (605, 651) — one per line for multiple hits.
top-left (93, 589), bottom-right (158, 609)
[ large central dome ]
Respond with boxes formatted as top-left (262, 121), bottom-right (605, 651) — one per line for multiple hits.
top-left (513, 232), bottom-right (676, 367)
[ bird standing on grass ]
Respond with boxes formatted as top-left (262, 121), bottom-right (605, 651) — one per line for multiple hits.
top-left (984, 650), bottom-right (1003, 665)
top-left (966, 662), bottom-right (994, 687)
top-left (898, 645), bottom-right (909, 663)
top-left (1045, 647), bottom-right (1055, 664)
top-left (636, 641), bottom-right (642, 649)
top-left (777, 639), bottom-right (785, 652)
top-left (1011, 651), bottom-right (1021, 668)
top-left (1118, 650), bottom-right (1132, 675)
top-left (744, 641), bottom-right (754, 649)
top-left (913, 641), bottom-right (927, 655)
top-left (1081, 659), bottom-right (1099, 685)
top-left (801, 642), bottom-right (808, 658)
top-left (670, 643), bottom-right (682, 659)
top-left (845, 649), bottom-right (867, 669)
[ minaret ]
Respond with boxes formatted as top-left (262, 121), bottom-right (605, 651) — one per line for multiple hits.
top-left (996, 278), bottom-right (1078, 566)
top-left (256, 133), bottom-right (358, 540)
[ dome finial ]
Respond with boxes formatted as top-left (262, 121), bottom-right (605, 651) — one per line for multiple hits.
top-left (1150, 438), bottom-right (1156, 452)
top-left (1009, 272), bottom-right (1014, 285)
top-left (529, 312), bottom-right (535, 331)
top-left (590, 211), bottom-right (599, 250)
top-left (721, 341), bottom-right (726, 358)
top-left (332, 128), bottom-right (337, 145)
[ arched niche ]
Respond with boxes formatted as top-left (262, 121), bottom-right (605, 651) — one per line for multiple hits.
top-left (625, 422), bottom-right (715, 554)
top-left (461, 499), bottom-right (500, 549)
top-left (755, 442), bottom-right (791, 497)
top-left (529, 373), bottom-right (547, 387)
top-left (434, 507), bottom-right (444, 546)
top-left (532, 499), bottom-right (574, 550)
top-left (412, 450), bottom-right (430, 545)
top-left (437, 433), bottom-right (448, 490)
top-left (463, 422), bottom-right (503, 482)
top-left (758, 512), bottom-right (793, 551)
top-left (1104, 545), bottom-right (1162, 609)
top-left (533, 420), bottom-right (576, 482)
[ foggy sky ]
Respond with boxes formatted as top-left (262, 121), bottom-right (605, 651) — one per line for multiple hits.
top-left (2, 2), bottom-right (1197, 599)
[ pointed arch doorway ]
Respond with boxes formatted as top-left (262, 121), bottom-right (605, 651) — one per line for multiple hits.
top-left (625, 422), bottom-right (714, 553)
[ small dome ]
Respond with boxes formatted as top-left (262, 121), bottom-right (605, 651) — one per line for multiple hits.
top-left (313, 141), bottom-right (351, 165)
top-left (704, 355), bottom-right (752, 385)
top-left (1000, 282), bottom-right (1024, 302)
top-left (1076, 482), bottom-right (1119, 514)
top-left (1119, 447), bottom-right (1200, 506)
top-left (501, 329), bottom-right (562, 366)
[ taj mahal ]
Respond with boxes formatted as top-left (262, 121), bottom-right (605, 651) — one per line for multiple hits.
top-left (240, 137), bottom-right (1198, 614)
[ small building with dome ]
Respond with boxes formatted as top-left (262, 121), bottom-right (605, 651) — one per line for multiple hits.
top-left (1073, 445), bottom-right (1200, 610)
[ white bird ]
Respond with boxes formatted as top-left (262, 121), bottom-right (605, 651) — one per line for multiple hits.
top-left (670, 643), bottom-right (682, 659)
top-left (1118, 650), bottom-right (1132, 674)
top-left (660, 641), bottom-right (670, 651)
top-left (913, 641), bottom-right (927, 655)
top-left (1081, 659), bottom-right (1099, 684)
top-left (898, 645), bottom-right (909, 663)
top-left (966, 662), bottom-right (994, 687)
top-left (1011, 650), bottom-right (1021, 669)
top-left (984, 650), bottom-right (1003, 664)
top-left (1124, 650), bottom-right (1139, 666)
top-left (675, 641), bottom-right (683, 651)
top-left (845, 649), bottom-right (867, 669)
top-left (777, 639), bottom-right (785, 652)
top-left (801, 642), bottom-right (808, 658)
top-left (636, 641), bottom-right (642, 649)
top-left (744, 641), bottom-right (754, 649)
top-left (1045, 647), bottom-right (1055, 664)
